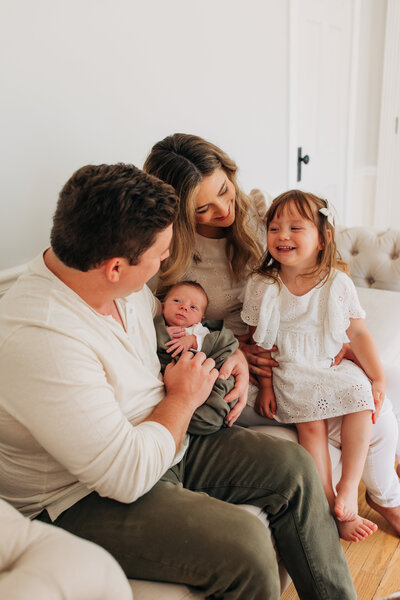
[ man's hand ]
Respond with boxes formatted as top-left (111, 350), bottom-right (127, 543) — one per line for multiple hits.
top-left (163, 351), bottom-right (218, 411)
top-left (165, 335), bottom-right (197, 357)
top-left (145, 352), bottom-right (218, 453)
top-left (218, 349), bottom-right (249, 426)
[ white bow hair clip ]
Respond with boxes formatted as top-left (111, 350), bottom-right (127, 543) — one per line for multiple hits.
top-left (319, 200), bottom-right (335, 226)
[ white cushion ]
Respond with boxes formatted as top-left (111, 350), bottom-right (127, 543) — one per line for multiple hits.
top-left (336, 227), bottom-right (400, 292)
top-left (358, 286), bottom-right (400, 366)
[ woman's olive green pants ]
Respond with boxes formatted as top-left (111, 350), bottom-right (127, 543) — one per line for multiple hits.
top-left (46, 426), bottom-right (357, 600)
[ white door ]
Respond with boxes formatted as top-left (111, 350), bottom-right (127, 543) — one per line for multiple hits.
top-left (288, 0), bottom-right (355, 223)
top-left (375, 0), bottom-right (400, 229)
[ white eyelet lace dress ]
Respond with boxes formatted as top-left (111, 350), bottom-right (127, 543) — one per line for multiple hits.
top-left (241, 269), bottom-right (375, 423)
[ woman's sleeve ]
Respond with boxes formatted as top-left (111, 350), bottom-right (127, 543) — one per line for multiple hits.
top-left (248, 188), bottom-right (272, 218)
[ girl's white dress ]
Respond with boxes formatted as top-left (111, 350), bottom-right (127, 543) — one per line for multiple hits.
top-left (241, 269), bottom-right (375, 423)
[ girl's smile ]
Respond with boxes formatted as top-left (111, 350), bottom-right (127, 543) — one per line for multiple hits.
top-left (267, 204), bottom-right (323, 275)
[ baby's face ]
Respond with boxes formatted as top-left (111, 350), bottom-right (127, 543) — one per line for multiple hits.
top-left (162, 284), bottom-right (207, 328)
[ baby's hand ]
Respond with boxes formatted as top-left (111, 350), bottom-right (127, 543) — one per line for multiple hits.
top-left (371, 379), bottom-right (385, 424)
top-left (165, 325), bottom-right (186, 339)
top-left (165, 335), bottom-right (196, 358)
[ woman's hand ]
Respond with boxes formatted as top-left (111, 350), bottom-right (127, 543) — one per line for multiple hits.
top-left (371, 379), bottom-right (385, 424)
top-left (332, 343), bottom-right (362, 368)
top-left (238, 336), bottom-right (278, 384)
top-left (218, 349), bottom-right (249, 426)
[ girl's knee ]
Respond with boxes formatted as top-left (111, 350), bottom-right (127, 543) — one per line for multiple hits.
top-left (297, 420), bottom-right (326, 437)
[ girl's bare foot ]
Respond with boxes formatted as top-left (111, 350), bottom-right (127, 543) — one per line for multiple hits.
top-left (335, 481), bottom-right (359, 521)
top-left (336, 515), bottom-right (377, 542)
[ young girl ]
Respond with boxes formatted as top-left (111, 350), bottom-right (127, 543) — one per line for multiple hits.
top-left (241, 189), bottom-right (385, 542)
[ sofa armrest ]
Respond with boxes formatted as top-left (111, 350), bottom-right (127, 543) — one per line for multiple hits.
top-left (336, 227), bottom-right (400, 291)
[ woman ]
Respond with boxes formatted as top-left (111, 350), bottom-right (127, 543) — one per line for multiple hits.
top-left (144, 132), bottom-right (400, 536)
top-left (144, 134), bottom-right (270, 396)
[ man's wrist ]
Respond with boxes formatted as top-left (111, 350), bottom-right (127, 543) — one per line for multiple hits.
top-left (163, 391), bottom-right (198, 412)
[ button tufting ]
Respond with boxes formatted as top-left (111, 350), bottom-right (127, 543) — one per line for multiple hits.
top-left (391, 251), bottom-right (399, 260)
top-left (367, 276), bottom-right (375, 286)
top-left (351, 248), bottom-right (359, 256)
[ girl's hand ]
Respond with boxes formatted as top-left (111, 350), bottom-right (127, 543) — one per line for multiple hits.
top-left (371, 380), bottom-right (385, 424)
top-left (165, 335), bottom-right (196, 358)
top-left (166, 325), bottom-right (186, 339)
top-left (254, 388), bottom-right (277, 419)
top-left (219, 350), bottom-right (249, 426)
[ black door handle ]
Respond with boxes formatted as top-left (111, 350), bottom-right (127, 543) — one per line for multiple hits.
top-left (297, 147), bottom-right (310, 182)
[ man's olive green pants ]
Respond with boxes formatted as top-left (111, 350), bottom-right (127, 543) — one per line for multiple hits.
top-left (46, 426), bottom-right (357, 599)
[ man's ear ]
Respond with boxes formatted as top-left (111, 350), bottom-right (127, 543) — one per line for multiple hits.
top-left (103, 258), bottom-right (123, 283)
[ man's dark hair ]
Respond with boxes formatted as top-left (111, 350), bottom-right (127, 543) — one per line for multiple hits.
top-left (51, 163), bottom-right (178, 271)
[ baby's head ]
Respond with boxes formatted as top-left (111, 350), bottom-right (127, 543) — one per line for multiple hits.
top-left (162, 281), bottom-right (209, 328)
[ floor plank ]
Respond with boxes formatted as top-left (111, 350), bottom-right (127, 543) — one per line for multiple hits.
top-left (280, 481), bottom-right (400, 600)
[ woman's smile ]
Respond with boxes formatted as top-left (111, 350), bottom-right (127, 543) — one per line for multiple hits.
top-left (194, 168), bottom-right (236, 237)
top-left (215, 204), bottom-right (231, 221)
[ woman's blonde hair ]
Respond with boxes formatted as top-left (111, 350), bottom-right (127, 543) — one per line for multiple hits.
top-left (257, 189), bottom-right (348, 286)
top-left (143, 133), bottom-right (263, 297)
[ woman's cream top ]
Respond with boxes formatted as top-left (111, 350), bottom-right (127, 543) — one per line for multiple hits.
top-left (184, 190), bottom-right (268, 336)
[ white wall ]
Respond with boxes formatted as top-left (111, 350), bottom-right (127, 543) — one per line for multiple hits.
top-left (0, 0), bottom-right (289, 270)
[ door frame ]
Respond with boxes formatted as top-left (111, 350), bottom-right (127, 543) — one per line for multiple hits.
top-left (375, 0), bottom-right (400, 229)
top-left (287, 0), bottom-right (361, 226)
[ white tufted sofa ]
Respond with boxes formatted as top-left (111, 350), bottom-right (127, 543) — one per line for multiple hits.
top-left (128, 227), bottom-right (400, 599)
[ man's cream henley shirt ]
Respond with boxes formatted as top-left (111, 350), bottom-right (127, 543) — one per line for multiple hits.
top-left (0, 254), bottom-right (187, 519)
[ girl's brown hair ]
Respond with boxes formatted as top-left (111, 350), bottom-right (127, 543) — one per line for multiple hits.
top-left (143, 133), bottom-right (264, 297)
top-left (256, 189), bottom-right (348, 286)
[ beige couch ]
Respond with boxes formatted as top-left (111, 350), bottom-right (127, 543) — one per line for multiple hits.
top-left (129, 227), bottom-right (400, 598)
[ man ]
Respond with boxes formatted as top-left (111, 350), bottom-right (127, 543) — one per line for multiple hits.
top-left (0, 163), bottom-right (358, 599)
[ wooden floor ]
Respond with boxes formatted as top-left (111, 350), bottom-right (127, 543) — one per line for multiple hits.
top-left (281, 482), bottom-right (400, 600)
